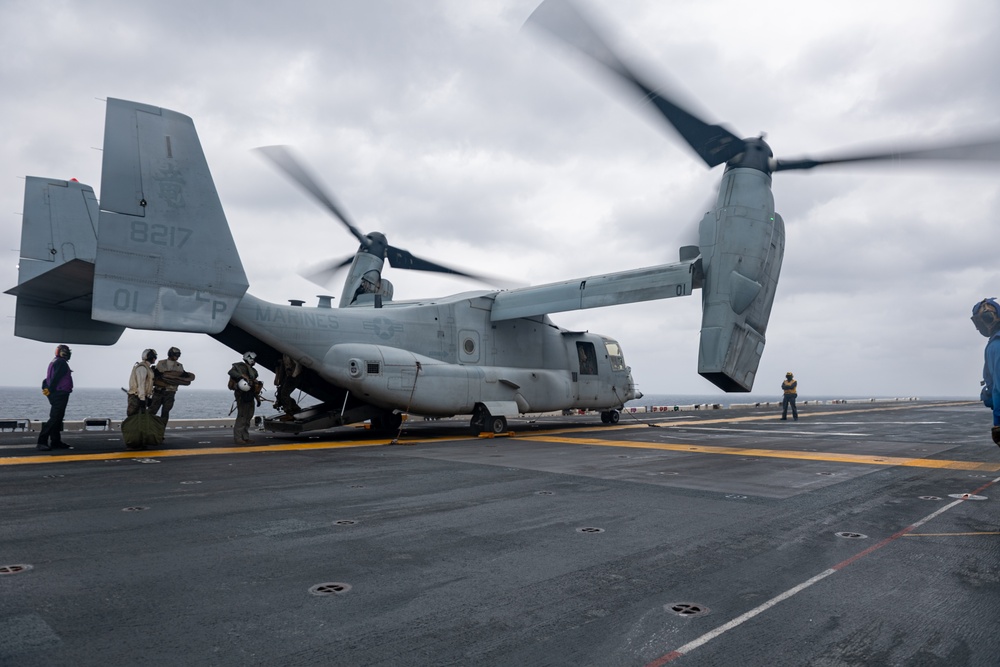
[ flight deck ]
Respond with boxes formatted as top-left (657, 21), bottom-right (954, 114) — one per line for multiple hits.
top-left (2, 400), bottom-right (998, 666)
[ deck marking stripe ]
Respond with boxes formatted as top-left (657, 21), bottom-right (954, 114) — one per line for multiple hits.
top-left (522, 435), bottom-right (1000, 472)
top-left (0, 439), bottom-right (391, 465)
top-left (645, 475), bottom-right (1000, 665)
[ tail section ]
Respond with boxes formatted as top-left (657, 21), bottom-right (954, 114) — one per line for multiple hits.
top-left (92, 99), bottom-right (248, 333)
top-left (5, 177), bottom-right (124, 344)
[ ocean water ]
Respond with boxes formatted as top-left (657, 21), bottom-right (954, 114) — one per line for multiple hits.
top-left (0, 386), bottom-right (967, 422)
top-left (0, 386), bottom-right (243, 421)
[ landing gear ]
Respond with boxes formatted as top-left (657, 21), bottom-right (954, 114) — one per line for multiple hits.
top-left (488, 415), bottom-right (508, 434)
top-left (600, 409), bottom-right (620, 425)
top-left (470, 405), bottom-right (508, 435)
top-left (470, 405), bottom-right (487, 433)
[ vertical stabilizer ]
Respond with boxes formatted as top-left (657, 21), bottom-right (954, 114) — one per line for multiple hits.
top-left (92, 99), bottom-right (249, 333)
top-left (5, 177), bottom-right (124, 344)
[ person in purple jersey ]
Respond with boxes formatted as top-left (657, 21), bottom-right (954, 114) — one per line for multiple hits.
top-left (38, 344), bottom-right (74, 451)
top-left (972, 298), bottom-right (1000, 447)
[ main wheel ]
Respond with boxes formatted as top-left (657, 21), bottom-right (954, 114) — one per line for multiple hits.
top-left (600, 411), bottom-right (610, 424)
top-left (489, 415), bottom-right (507, 434)
top-left (608, 409), bottom-right (620, 424)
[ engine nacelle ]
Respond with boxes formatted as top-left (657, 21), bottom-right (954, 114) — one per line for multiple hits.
top-left (697, 167), bottom-right (785, 391)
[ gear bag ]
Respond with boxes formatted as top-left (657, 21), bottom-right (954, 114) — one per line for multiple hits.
top-left (121, 410), bottom-right (165, 448)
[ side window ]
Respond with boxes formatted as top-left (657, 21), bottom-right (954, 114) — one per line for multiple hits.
top-left (577, 342), bottom-right (598, 375)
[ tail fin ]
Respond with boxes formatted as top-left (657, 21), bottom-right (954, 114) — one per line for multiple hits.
top-left (92, 98), bottom-right (249, 333)
top-left (5, 177), bottom-right (124, 344)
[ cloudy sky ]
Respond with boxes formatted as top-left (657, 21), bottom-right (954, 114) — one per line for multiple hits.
top-left (2, 0), bottom-right (999, 399)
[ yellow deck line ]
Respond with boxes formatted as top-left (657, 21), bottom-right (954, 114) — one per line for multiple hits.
top-left (518, 435), bottom-right (1000, 471)
top-left (0, 439), bottom-right (391, 466)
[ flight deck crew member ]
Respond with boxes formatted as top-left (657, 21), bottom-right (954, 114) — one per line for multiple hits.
top-left (274, 353), bottom-right (302, 416)
top-left (127, 349), bottom-right (157, 417)
top-left (38, 344), bottom-right (74, 451)
top-left (781, 372), bottom-right (798, 421)
top-left (150, 346), bottom-right (191, 425)
top-left (229, 351), bottom-right (261, 444)
top-left (971, 298), bottom-right (1000, 446)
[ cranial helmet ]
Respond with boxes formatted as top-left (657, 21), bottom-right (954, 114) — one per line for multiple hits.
top-left (237, 378), bottom-right (252, 392)
top-left (142, 349), bottom-right (158, 362)
top-left (168, 347), bottom-right (181, 358)
top-left (972, 298), bottom-right (1000, 337)
top-left (56, 344), bottom-right (72, 360)
top-left (243, 351), bottom-right (257, 366)
top-left (786, 372), bottom-right (793, 378)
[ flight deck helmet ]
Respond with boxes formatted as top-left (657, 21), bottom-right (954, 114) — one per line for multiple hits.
top-left (972, 298), bottom-right (1000, 337)
top-left (243, 351), bottom-right (257, 366)
top-left (55, 344), bottom-right (72, 360)
top-left (142, 349), bottom-right (158, 363)
top-left (168, 347), bottom-right (181, 359)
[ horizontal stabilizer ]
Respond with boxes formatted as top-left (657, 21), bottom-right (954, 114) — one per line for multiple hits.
top-left (14, 297), bottom-right (124, 344)
top-left (491, 259), bottom-right (699, 321)
top-left (92, 99), bottom-right (248, 333)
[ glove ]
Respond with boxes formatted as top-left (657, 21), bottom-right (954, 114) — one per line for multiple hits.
top-left (992, 426), bottom-right (1000, 447)
top-left (42, 388), bottom-right (50, 397)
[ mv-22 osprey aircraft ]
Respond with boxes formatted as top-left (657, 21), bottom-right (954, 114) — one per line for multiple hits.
top-left (7, 0), bottom-right (999, 435)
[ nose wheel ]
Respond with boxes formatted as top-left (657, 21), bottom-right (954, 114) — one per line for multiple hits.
top-left (600, 409), bottom-right (620, 425)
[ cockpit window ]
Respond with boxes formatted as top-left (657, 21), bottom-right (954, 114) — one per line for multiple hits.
top-left (577, 342), bottom-right (598, 375)
top-left (604, 339), bottom-right (625, 372)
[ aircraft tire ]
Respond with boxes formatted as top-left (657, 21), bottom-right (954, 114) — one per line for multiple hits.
top-left (489, 416), bottom-right (507, 434)
top-left (609, 410), bottom-right (620, 424)
top-left (600, 411), bottom-right (610, 424)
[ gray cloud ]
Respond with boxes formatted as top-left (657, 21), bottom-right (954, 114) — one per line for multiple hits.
top-left (2, 0), bottom-right (998, 398)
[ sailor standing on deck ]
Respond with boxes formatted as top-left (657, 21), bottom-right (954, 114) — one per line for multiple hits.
top-left (229, 351), bottom-right (262, 444)
top-left (971, 298), bottom-right (1000, 446)
top-left (38, 344), bottom-right (74, 451)
top-left (127, 349), bottom-right (157, 417)
top-left (781, 372), bottom-right (798, 421)
top-left (150, 347), bottom-right (194, 426)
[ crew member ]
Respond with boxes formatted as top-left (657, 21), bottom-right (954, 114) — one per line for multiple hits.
top-left (274, 353), bottom-right (301, 416)
top-left (972, 298), bottom-right (1000, 446)
top-left (38, 344), bottom-right (74, 451)
top-left (781, 371), bottom-right (798, 421)
top-left (127, 349), bottom-right (157, 417)
top-left (229, 351), bottom-right (262, 444)
top-left (150, 346), bottom-right (193, 426)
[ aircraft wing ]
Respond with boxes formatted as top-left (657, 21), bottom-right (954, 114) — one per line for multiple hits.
top-left (490, 257), bottom-right (700, 321)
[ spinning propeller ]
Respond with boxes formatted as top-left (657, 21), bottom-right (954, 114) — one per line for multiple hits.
top-left (527, 0), bottom-right (1000, 175)
top-left (257, 145), bottom-right (504, 288)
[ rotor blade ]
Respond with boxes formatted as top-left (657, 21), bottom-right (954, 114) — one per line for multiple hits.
top-left (256, 145), bottom-right (370, 246)
top-left (386, 245), bottom-right (521, 289)
top-left (299, 255), bottom-right (355, 288)
top-left (526, 0), bottom-right (744, 167)
top-left (774, 137), bottom-right (1000, 172)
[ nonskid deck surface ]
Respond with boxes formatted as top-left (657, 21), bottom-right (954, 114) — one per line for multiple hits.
top-left (3, 401), bottom-right (998, 666)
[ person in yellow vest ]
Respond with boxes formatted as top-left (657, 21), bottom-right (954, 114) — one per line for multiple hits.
top-left (781, 371), bottom-right (798, 421)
